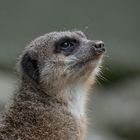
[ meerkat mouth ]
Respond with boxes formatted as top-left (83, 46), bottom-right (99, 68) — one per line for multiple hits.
top-left (70, 55), bottom-right (102, 70)
top-left (77, 46), bottom-right (105, 66)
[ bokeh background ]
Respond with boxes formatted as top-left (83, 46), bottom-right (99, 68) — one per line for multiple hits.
top-left (0, 0), bottom-right (140, 140)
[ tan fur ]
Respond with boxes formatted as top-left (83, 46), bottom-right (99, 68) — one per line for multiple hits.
top-left (0, 31), bottom-right (105, 140)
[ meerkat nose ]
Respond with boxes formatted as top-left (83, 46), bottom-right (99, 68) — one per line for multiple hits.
top-left (93, 40), bottom-right (106, 53)
top-left (94, 40), bottom-right (104, 49)
top-left (89, 40), bottom-right (105, 55)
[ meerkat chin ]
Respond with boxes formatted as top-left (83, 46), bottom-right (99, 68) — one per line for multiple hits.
top-left (0, 30), bottom-right (105, 140)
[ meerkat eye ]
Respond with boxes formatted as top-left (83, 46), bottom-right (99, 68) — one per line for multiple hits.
top-left (60, 41), bottom-right (74, 50)
top-left (55, 38), bottom-right (79, 56)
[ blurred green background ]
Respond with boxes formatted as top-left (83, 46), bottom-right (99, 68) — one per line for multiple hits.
top-left (0, 0), bottom-right (140, 140)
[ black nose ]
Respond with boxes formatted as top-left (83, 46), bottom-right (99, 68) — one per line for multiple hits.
top-left (94, 40), bottom-right (104, 49)
top-left (92, 40), bottom-right (105, 54)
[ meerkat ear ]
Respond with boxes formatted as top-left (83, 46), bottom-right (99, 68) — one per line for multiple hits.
top-left (75, 31), bottom-right (86, 38)
top-left (21, 52), bottom-right (39, 83)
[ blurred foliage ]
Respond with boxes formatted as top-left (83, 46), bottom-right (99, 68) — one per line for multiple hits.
top-left (99, 64), bottom-right (140, 87)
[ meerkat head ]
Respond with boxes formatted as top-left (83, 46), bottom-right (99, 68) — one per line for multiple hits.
top-left (18, 31), bottom-right (105, 91)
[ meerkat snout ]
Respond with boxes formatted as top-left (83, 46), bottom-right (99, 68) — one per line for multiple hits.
top-left (0, 30), bottom-right (106, 140)
top-left (89, 40), bottom-right (105, 56)
top-left (93, 40), bottom-right (104, 49)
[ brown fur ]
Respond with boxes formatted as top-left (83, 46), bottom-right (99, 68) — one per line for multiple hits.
top-left (0, 31), bottom-right (105, 140)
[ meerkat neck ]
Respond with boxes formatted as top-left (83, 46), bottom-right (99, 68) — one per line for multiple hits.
top-left (16, 78), bottom-right (66, 104)
top-left (64, 83), bottom-right (87, 118)
top-left (17, 77), bottom-right (88, 111)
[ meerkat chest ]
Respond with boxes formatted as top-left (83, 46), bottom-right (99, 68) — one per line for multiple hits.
top-left (65, 84), bottom-right (87, 118)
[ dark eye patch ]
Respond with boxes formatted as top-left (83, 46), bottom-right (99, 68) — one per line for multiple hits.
top-left (54, 37), bottom-right (79, 56)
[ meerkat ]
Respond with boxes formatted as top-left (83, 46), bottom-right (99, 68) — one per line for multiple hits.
top-left (0, 31), bottom-right (105, 140)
